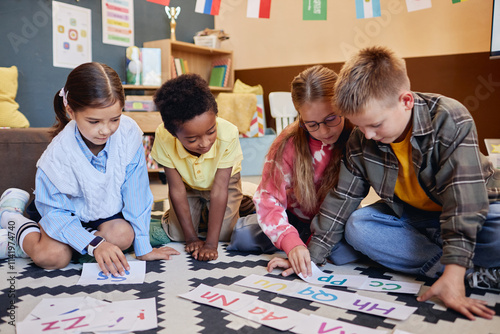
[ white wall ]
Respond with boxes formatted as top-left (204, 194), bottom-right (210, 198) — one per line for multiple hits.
top-left (215, 0), bottom-right (492, 70)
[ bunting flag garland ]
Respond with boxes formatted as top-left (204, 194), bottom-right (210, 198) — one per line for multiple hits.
top-left (146, 0), bottom-right (170, 5)
top-left (405, 0), bottom-right (432, 12)
top-left (195, 0), bottom-right (221, 16)
top-left (355, 0), bottom-right (381, 19)
top-left (452, 0), bottom-right (468, 3)
top-left (247, 0), bottom-right (272, 19)
top-left (303, 0), bottom-right (327, 20)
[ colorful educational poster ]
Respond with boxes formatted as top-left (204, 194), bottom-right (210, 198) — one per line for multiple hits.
top-left (102, 0), bottom-right (134, 47)
top-left (52, 1), bottom-right (92, 69)
top-left (405, 0), bottom-right (432, 12)
top-left (303, 0), bottom-right (327, 20)
top-left (355, 0), bottom-right (381, 19)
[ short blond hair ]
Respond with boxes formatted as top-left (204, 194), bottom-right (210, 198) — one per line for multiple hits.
top-left (334, 46), bottom-right (410, 116)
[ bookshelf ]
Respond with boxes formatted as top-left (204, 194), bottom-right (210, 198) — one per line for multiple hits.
top-left (143, 39), bottom-right (234, 92)
top-left (123, 85), bottom-right (163, 173)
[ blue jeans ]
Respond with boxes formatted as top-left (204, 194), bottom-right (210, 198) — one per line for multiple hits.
top-left (345, 201), bottom-right (500, 278)
top-left (227, 212), bottom-right (362, 265)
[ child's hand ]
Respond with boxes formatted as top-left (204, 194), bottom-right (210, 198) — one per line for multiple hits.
top-left (267, 257), bottom-right (295, 277)
top-left (417, 264), bottom-right (495, 320)
top-left (185, 238), bottom-right (205, 253)
top-left (192, 242), bottom-right (218, 261)
top-left (93, 241), bottom-right (130, 277)
top-left (288, 245), bottom-right (312, 277)
top-left (137, 246), bottom-right (180, 261)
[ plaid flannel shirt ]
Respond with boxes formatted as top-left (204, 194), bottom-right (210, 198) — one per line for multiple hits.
top-left (309, 92), bottom-right (500, 269)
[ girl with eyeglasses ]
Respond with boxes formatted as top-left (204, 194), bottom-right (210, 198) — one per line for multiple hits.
top-left (228, 65), bottom-right (361, 277)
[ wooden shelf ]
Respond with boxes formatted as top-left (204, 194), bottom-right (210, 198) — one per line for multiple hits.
top-left (143, 39), bottom-right (234, 91)
top-left (123, 84), bottom-right (160, 90)
top-left (123, 111), bottom-right (162, 133)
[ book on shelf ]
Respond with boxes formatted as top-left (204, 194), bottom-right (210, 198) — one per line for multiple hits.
top-left (209, 66), bottom-right (226, 87)
top-left (170, 56), bottom-right (177, 78)
top-left (174, 58), bottom-right (183, 77)
top-left (173, 57), bottom-right (189, 77)
top-left (211, 58), bottom-right (231, 87)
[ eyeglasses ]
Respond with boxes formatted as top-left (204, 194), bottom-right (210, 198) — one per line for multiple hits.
top-left (300, 114), bottom-right (342, 132)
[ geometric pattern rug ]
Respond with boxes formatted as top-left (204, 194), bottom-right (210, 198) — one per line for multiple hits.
top-left (1, 241), bottom-right (499, 334)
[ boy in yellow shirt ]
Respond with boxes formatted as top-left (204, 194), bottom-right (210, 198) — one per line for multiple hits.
top-left (151, 74), bottom-right (243, 261)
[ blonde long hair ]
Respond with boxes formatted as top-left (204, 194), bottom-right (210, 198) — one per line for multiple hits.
top-left (267, 65), bottom-right (352, 213)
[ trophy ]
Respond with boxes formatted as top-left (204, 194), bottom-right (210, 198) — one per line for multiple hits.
top-left (165, 6), bottom-right (181, 41)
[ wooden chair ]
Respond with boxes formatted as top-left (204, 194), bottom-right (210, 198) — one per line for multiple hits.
top-left (268, 92), bottom-right (298, 135)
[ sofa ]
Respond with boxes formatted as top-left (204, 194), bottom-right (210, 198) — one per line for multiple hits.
top-left (0, 128), bottom-right (52, 203)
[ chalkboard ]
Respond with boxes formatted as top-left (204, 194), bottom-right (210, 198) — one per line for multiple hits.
top-left (0, 0), bottom-right (213, 127)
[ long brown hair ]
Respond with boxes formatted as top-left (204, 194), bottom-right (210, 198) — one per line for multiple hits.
top-left (52, 62), bottom-right (124, 137)
top-left (267, 65), bottom-right (353, 213)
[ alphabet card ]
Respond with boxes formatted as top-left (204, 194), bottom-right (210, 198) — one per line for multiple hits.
top-left (236, 274), bottom-right (417, 320)
top-left (232, 300), bottom-right (307, 331)
top-left (18, 296), bottom-right (157, 333)
top-left (291, 314), bottom-right (387, 334)
top-left (179, 283), bottom-right (258, 312)
top-left (179, 284), bottom-right (390, 333)
top-left (77, 260), bottom-right (146, 285)
top-left (299, 262), bottom-right (422, 294)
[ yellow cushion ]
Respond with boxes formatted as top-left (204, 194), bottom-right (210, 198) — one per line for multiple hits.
top-left (233, 79), bottom-right (264, 95)
top-left (0, 66), bottom-right (29, 128)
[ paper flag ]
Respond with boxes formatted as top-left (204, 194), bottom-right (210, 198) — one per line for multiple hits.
top-left (355, 0), bottom-right (381, 19)
top-left (146, 0), bottom-right (170, 5)
top-left (405, 0), bottom-right (432, 12)
top-left (195, 0), bottom-right (221, 15)
top-left (303, 0), bottom-right (327, 20)
top-left (247, 0), bottom-right (272, 19)
top-left (452, 0), bottom-right (468, 3)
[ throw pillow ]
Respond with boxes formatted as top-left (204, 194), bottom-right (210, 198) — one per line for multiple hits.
top-left (0, 66), bottom-right (29, 128)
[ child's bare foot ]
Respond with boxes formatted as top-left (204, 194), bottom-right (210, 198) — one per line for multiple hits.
top-left (192, 243), bottom-right (218, 261)
top-left (185, 238), bottom-right (204, 253)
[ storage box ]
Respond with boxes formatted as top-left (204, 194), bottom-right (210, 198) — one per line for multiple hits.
top-left (124, 95), bottom-right (156, 111)
top-left (194, 35), bottom-right (220, 49)
top-left (240, 128), bottom-right (277, 176)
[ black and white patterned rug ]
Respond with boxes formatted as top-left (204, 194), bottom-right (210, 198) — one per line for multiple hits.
top-left (1, 241), bottom-right (499, 334)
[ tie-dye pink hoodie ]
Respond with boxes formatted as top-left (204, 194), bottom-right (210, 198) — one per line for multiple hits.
top-left (253, 133), bottom-right (333, 255)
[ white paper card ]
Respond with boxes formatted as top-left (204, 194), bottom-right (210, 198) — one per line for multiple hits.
top-left (179, 283), bottom-right (258, 312)
top-left (291, 313), bottom-right (387, 334)
top-left (232, 300), bottom-right (307, 331)
top-left (235, 274), bottom-right (417, 320)
top-left (299, 262), bottom-right (421, 294)
top-left (77, 261), bottom-right (146, 285)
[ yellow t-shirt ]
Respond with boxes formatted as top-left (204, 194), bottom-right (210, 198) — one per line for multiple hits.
top-left (151, 117), bottom-right (243, 191)
top-left (390, 128), bottom-right (442, 211)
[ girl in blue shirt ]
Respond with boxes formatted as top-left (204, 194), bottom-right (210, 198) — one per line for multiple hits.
top-left (0, 62), bottom-right (178, 276)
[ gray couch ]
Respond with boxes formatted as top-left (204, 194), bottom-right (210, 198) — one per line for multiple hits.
top-left (0, 128), bottom-right (52, 203)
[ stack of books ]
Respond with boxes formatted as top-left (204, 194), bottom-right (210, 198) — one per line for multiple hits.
top-left (170, 56), bottom-right (189, 78)
top-left (209, 58), bottom-right (231, 87)
top-left (143, 135), bottom-right (159, 170)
